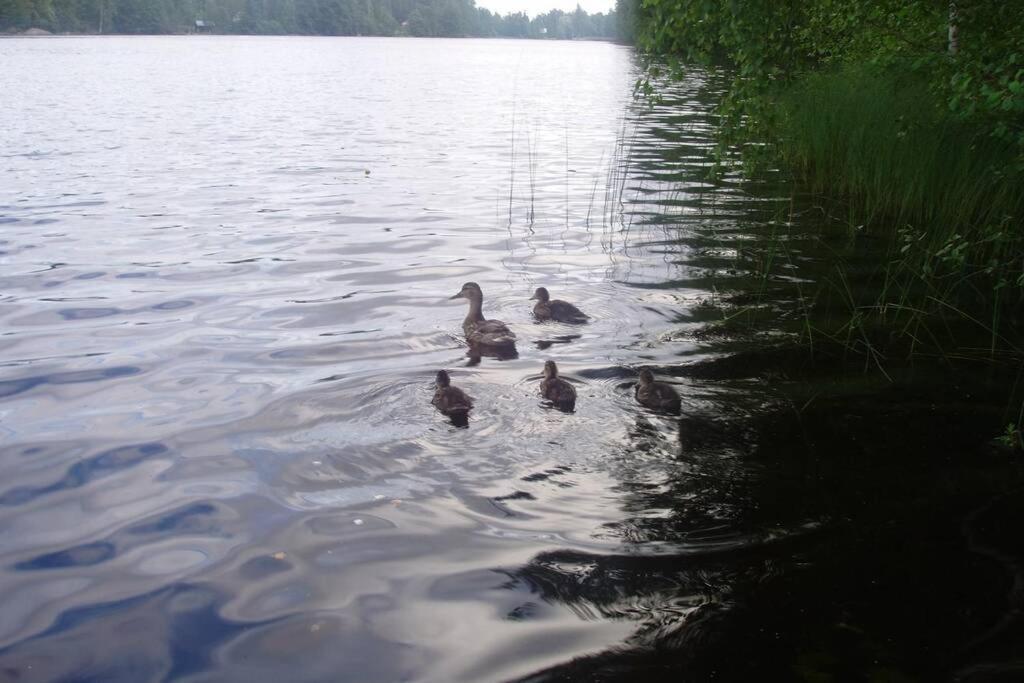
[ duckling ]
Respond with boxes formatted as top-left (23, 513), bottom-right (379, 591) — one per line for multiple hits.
top-left (635, 369), bottom-right (681, 414)
top-left (540, 360), bottom-right (577, 411)
top-left (530, 287), bottom-right (589, 324)
top-left (431, 370), bottom-right (473, 416)
top-left (450, 282), bottom-right (517, 349)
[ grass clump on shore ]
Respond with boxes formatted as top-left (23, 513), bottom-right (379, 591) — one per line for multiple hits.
top-left (777, 67), bottom-right (1023, 250)
top-left (770, 66), bottom-right (1023, 360)
top-left (625, 0), bottom-right (1024, 366)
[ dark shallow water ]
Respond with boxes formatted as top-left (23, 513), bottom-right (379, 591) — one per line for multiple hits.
top-left (2, 36), bottom-right (1023, 682)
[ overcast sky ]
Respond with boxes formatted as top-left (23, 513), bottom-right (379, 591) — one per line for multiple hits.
top-left (476, 1), bottom-right (617, 17)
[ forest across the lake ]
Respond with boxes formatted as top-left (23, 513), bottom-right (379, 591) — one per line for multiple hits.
top-left (0, 0), bottom-right (620, 38)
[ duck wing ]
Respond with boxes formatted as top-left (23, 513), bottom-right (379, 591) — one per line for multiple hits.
top-left (433, 386), bottom-right (474, 414)
top-left (653, 383), bottom-right (682, 412)
top-left (468, 318), bottom-right (517, 346)
top-left (447, 386), bottom-right (474, 412)
top-left (549, 300), bottom-right (589, 323)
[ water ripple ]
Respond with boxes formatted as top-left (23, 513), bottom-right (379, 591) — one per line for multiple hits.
top-left (0, 36), bottom-right (833, 682)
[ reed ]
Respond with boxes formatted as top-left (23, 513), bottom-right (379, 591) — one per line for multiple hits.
top-left (775, 67), bottom-right (1023, 278)
top-left (763, 66), bottom-right (1024, 363)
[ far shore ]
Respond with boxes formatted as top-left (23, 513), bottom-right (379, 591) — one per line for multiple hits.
top-left (1, 27), bottom-right (622, 43)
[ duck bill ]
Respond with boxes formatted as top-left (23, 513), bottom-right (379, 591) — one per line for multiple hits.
top-left (449, 292), bottom-right (465, 300)
top-left (529, 294), bottom-right (539, 300)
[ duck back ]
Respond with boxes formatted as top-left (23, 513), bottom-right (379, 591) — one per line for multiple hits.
top-left (541, 376), bottom-right (577, 410)
top-left (635, 381), bottom-right (681, 413)
top-left (432, 385), bottom-right (474, 415)
top-left (534, 299), bottom-right (588, 324)
top-left (465, 317), bottom-right (516, 347)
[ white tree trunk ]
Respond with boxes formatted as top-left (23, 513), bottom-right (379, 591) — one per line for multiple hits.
top-left (948, 1), bottom-right (959, 56)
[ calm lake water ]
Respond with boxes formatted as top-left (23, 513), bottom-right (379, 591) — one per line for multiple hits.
top-left (1, 36), bottom-right (1022, 682)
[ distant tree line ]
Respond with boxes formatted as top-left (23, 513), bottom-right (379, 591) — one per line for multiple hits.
top-left (0, 0), bottom-right (619, 38)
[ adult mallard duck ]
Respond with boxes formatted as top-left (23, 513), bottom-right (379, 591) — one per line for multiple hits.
top-left (530, 287), bottom-right (589, 324)
top-left (431, 370), bottom-right (474, 417)
top-left (635, 369), bottom-right (681, 414)
top-left (540, 360), bottom-right (576, 411)
top-left (450, 282), bottom-right (517, 350)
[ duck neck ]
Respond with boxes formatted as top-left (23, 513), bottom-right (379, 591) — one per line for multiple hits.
top-left (464, 295), bottom-right (485, 324)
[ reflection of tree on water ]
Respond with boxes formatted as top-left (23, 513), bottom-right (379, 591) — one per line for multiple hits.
top-left (485, 67), bottom-right (1024, 677)
top-left (501, 357), bottom-right (1024, 680)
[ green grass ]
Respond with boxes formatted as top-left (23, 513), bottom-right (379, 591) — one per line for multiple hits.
top-left (761, 65), bottom-right (1024, 365)
top-left (775, 67), bottom-right (1023, 278)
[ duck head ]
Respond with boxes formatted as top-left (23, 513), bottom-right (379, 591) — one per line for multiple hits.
top-left (435, 370), bottom-right (451, 387)
top-left (638, 369), bottom-right (654, 385)
top-left (530, 287), bottom-right (550, 302)
top-left (450, 282), bottom-right (482, 301)
top-left (543, 360), bottom-right (559, 378)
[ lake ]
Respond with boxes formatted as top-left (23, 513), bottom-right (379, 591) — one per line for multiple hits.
top-left (1, 36), bottom-right (1022, 682)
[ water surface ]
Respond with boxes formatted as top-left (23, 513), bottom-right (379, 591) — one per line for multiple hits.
top-left (1, 36), bottom-right (1022, 682)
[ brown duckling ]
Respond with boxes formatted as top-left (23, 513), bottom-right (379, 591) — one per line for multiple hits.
top-left (530, 287), bottom-right (589, 324)
top-left (540, 360), bottom-right (577, 411)
top-left (450, 282), bottom-right (517, 349)
top-left (634, 369), bottom-right (681, 414)
top-left (431, 370), bottom-right (474, 416)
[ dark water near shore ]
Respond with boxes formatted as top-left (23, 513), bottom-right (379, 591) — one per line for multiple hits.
top-left (2, 36), bottom-right (1023, 682)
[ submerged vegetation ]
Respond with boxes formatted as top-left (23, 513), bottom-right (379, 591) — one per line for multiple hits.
top-left (0, 0), bottom-right (618, 38)
top-left (619, 1), bottom-right (1023, 377)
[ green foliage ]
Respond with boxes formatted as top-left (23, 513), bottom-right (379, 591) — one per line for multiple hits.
top-left (996, 423), bottom-right (1022, 451)
top-left (778, 67), bottom-right (1022, 245)
top-left (0, 0), bottom-right (620, 39)
top-left (626, 0), bottom-right (1024, 357)
top-left (628, 0), bottom-right (1024, 159)
top-left (946, 4), bottom-right (1024, 158)
top-left (778, 67), bottom-right (1023, 349)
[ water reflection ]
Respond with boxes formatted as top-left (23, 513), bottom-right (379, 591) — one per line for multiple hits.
top-left (533, 334), bottom-right (581, 351)
top-left (466, 343), bottom-right (519, 363)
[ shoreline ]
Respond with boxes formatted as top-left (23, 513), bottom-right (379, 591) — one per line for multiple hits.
top-left (1, 28), bottom-right (623, 43)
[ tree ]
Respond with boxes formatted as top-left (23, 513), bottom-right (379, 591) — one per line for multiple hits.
top-left (0, 0), bottom-right (619, 39)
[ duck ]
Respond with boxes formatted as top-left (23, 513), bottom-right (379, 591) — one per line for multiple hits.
top-left (450, 282), bottom-right (517, 350)
top-left (540, 360), bottom-right (577, 411)
top-left (530, 287), bottom-right (589, 324)
top-left (431, 370), bottom-right (474, 416)
top-left (634, 369), bottom-right (681, 414)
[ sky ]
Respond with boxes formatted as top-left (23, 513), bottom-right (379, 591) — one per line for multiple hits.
top-left (476, 1), bottom-right (617, 17)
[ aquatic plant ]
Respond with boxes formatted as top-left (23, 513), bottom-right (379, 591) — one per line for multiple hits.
top-left (996, 423), bottom-right (1022, 452)
top-left (775, 66), bottom-right (1023, 355)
